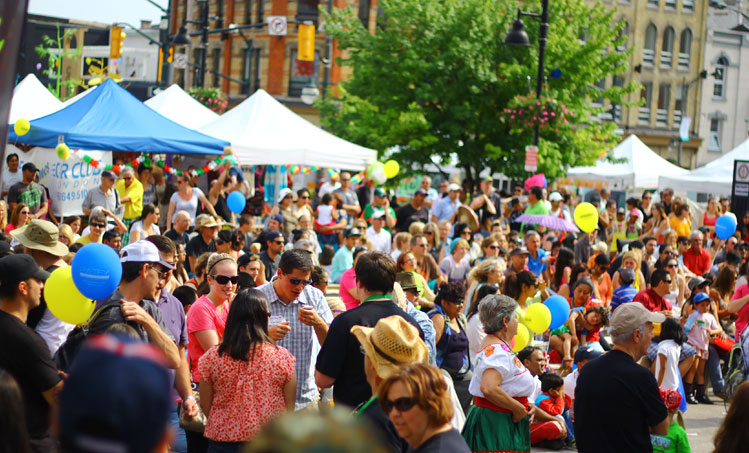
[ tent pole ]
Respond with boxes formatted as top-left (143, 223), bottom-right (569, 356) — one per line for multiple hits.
top-left (273, 165), bottom-right (282, 209)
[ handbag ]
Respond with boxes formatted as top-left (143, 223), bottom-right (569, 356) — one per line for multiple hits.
top-left (179, 392), bottom-right (208, 433)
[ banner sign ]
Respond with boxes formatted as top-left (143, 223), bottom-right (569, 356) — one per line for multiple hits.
top-left (18, 147), bottom-right (112, 217)
top-left (525, 145), bottom-right (538, 172)
top-left (731, 159), bottom-right (749, 227)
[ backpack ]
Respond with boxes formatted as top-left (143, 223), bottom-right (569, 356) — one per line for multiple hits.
top-left (53, 301), bottom-right (121, 372)
top-left (723, 330), bottom-right (748, 401)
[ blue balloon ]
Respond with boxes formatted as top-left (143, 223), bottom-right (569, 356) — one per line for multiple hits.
top-left (544, 295), bottom-right (571, 330)
top-left (715, 214), bottom-right (737, 240)
top-left (227, 191), bottom-right (246, 214)
top-left (71, 243), bottom-right (123, 300)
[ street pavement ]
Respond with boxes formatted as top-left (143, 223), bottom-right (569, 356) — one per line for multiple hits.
top-left (532, 397), bottom-right (727, 452)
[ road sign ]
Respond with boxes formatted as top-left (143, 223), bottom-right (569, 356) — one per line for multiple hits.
top-left (268, 16), bottom-right (288, 36)
top-left (525, 145), bottom-right (538, 172)
top-left (173, 53), bottom-right (187, 69)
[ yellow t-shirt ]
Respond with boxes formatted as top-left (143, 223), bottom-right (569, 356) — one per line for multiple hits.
top-left (115, 178), bottom-right (144, 220)
top-left (74, 234), bottom-right (102, 245)
top-left (669, 216), bottom-right (691, 238)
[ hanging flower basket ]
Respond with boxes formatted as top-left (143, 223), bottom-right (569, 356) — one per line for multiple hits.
top-left (500, 94), bottom-right (572, 134)
top-left (187, 87), bottom-right (229, 114)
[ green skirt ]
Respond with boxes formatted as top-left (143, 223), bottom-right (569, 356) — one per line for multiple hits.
top-left (462, 405), bottom-right (530, 453)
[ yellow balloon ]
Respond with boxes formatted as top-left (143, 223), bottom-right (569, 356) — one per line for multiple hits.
top-left (14, 118), bottom-right (30, 136)
top-left (56, 143), bottom-right (71, 160)
top-left (384, 160), bottom-right (400, 179)
top-left (574, 202), bottom-right (599, 233)
top-left (513, 323), bottom-right (530, 353)
top-left (524, 303), bottom-right (552, 334)
top-left (44, 267), bottom-right (95, 325)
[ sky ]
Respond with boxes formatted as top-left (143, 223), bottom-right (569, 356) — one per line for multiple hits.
top-left (27, 0), bottom-right (168, 26)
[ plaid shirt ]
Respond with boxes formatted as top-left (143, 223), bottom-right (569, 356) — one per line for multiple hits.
top-left (256, 279), bottom-right (333, 410)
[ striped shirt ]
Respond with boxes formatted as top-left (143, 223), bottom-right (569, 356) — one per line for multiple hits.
top-left (611, 285), bottom-right (638, 311)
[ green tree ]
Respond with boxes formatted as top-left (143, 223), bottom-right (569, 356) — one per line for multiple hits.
top-left (319, 0), bottom-right (638, 185)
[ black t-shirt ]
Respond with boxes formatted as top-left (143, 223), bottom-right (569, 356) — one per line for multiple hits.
top-left (260, 250), bottom-right (280, 281)
top-left (164, 228), bottom-right (189, 246)
top-left (359, 397), bottom-right (409, 453)
top-left (0, 310), bottom-right (61, 440)
top-left (186, 235), bottom-right (216, 273)
top-left (395, 204), bottom-right (430, 232)
top-left (214, 193), bottom-right (233, 224)
top-left (574, 349), bottom-right (667, 453)
top-left (316, 299), bottom-right (424, 408)
top-left (414, 429), bottom-right (471, 453)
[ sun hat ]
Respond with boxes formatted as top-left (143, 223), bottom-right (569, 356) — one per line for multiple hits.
top-left (195, 213), bottom-right (219, 229)
top-left (396, 272), bottom-right (419, 291)
top-left (10, 219), bottom-right (69, 257)
top-left (351, 315), bottom-right (428, 379)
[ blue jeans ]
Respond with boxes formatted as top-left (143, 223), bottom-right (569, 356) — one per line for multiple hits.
top-left (707, 344), bottom-right (725, 392)
top-left (207, 440), bottom-right (243, 453)
top-left (561, 411), bottom-right (575, 444)
top-left (169, 404), bottom-right (187, 452)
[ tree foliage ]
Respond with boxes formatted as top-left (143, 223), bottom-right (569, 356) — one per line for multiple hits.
top-left (319, 0), bottom-right (638, 184)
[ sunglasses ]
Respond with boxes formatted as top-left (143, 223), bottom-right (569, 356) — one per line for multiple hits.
top-left (382, 397), bottom-right (418, 413)
top-left (274, 240), bottom-right (285, 245)
top-left (341, 178), bottom-right (351, 182)
top-left (663, 279), bottom-right (673, 284)
top-left (488, 245), bottom-right (500, 249)
top-left (20, 210), bottom-right (30, 214)
top-left (424, 231), bottom-right (434, 235)
top-left (666, 264), bottom-right (677, 268)
top-left (150, 265), bottom-right (171, 281)
top-left (300, 195), bottom-right (310, 199)
top-left (461, 231), bottom-right (471, 235)
top-left (448, 299), bottom-right (465, 306)
top-left (288, 277), bottom-right (312, 286)
top-left (90, 222), bottom-right (106, 228)
top-left (210, 274), bottom-right (239, 285)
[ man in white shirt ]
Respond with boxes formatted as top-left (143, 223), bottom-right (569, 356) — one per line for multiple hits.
top-left (563, 346), bottom-right (602, 410)
top-left (1, 153), bottom-right (23, 200)
top-left (420, 175), bottom-right (439, 208)
top-left (366, 211), bottom-right (392, 253)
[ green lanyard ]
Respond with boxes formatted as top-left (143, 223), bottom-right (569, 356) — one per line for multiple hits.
top-left (356, 396), bottom-right (378, 415)
top-left (362, 294), bottom-right (393, 304)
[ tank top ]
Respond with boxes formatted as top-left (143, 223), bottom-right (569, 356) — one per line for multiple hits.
top-left (214, 193), bottom-right (233, 224)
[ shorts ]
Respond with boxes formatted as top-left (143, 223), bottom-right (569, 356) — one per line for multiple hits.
top-left (550, 325), bottom-right (571, 336)
top-left (647, 341), bottom-right (696, 362)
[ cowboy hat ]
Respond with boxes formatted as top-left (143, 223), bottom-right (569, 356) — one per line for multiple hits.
top-left (351, 315), bottom-right (428, 379)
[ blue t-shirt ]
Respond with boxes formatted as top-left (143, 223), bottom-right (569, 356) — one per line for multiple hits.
top-left (527, 249), bottom-right (548, 278)
top-left (611, 284), bottom-right (638, 310)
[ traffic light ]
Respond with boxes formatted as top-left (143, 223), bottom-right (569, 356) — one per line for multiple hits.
top-left (297, 22), bottom-right (315, 62)
top-left (110, 26), bottom-right (126, 59)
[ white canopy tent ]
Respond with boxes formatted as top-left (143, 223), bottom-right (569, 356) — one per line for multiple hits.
top-left (8, 74), bottom-right (63, 123)
top-left (198, 89), bottom-right (377, 170)
top-left (145, 84), bottom-right (219, 129)
top-left (658, 139), bottom-right (749, 195)
top-left (566, 135), bottom-right (688, 189)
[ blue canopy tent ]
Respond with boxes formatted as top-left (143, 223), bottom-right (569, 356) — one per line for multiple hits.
top-left (7, 79), bottom-right (229, 155)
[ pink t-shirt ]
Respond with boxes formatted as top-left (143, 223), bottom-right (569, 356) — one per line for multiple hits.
top-left (338, 267), bottom-right (359, 310)
top-left (732, 283), bottom-right (749, 336)
top-left (686, 310), bottom-right (719, 351)
top-left (186, 295), bottom-right (229, 382)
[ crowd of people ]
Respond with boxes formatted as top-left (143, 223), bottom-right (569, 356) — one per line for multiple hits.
top-left (3, 151), bottom-right (749, 453)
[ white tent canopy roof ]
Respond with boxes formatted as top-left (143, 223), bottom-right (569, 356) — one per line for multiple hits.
top-left (567, 135), bottom-right (688, 189)
top-left (658, 138), bottom-right (749, 195)
top-left (198, 89), bottom-right (377, 170)
top-left (9, 74), bottom-right (63, 123)
top-left (145, 84), bottom-right (219, 129)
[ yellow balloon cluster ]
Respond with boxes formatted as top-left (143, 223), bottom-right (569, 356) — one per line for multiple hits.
top-left (524, 303), bottom-right (552, 334)
top-left (14, 118), bottom-right (30, 136)
top-left (44, 267), bottom-right (94, 325)
top-left (56, 143), bottom-right (71, 161)
top-left (513, 323), bottom-right (530, 352)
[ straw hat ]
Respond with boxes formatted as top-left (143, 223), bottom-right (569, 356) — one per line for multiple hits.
top-left (455, 205), bottom-right (479, 232)
top-left (11, 219), bottom-right (69, 257)
top-left (351, 315), bottom-right (428, 379)
top-left (195, 214), bottom-right (220, 230)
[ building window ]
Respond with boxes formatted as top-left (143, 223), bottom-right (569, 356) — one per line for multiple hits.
top-left (678, 29), bottom-right (691, 69)
top-left (297, 0), bottom-right (320, 23)
top-left (648, 0), bottom-right (658, 6)
top-left (683, 0), bottom-right (694, 11)
top-left (657, 84), bottom-right (670, 125)
top-left (661, 27), bottom-right (674, 68)
top-left (665, 0), bottom-right (676, 8)
top-left (359, 0), bottom-right (371, 30)
top-left (709, 118), bottom-right (721, 152)
top-left (288, 49), bottom-right (319, 98)
top-left (639, 82), bottom-right (653, 124)
top-left (644, 24), bottom-right (657, 66)
top-left (713, 57), bottom-right (727, 98)
top-left (674, 84), bottom-right (683, 126)
top-left (212, 48), bottom-right (221, 87)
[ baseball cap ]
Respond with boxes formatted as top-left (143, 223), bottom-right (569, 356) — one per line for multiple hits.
top-left (692, 292), bottom-right (710, 304)
top-left (617, 207), bottom-right (625, 215)
top-left (101, 170), bottom-right (117, 180)
top-left (414, 188), bottom-right (427, 197)
top-left (266, 231), bottom-right (285, 242)
top-left (59, 335), bottom-right (171, 453)
top-left (271, 213), bottom-right (285, 225)
top-left (448, 183), bottom-right (460, 192)
top-left (481, 174), bottom-right (494, 182)
top-left (374, 188), bottom-right (387, 198)
top-left (618, 267), bottom-right (636, 285)
top-left (510, 246), bottom-right (530, 257)
top-left (278, 187), bottom-right (295, 202)
top-left (0, 241), bottom-right (12, 258)
top-left (608, 302), bottom-right (665, 336)
top-left (120, 240), bottom-right (175, 270)
top-left (0, 254), bottom-right (49, 287)
top-left (344, 228), bottom-right (363, 238)
top-left (371, 210), bottom-right (386, 220)
top-left (549, 192), bottom-right (563, 202)
top-left (687, 276), bottom-right (708, 292)
top-left (22, 162), bottom-right (38, 173)
top-left (574, 346), bottom-right (602, 364)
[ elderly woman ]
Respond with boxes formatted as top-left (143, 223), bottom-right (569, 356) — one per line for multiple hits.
top-left (440, 239), bottom-right (472, 282)
top-left (428, 282), bottom-right (471, 412)
top-left (464, 258), bottom-right (505, 315)
top-left (462, 295), bottom-right (537, 452)
top-left (378, 363), bottom-right (470, 453)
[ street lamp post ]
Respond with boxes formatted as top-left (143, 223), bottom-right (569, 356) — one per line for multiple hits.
top-left (505, 0), bottom-right (550, 147)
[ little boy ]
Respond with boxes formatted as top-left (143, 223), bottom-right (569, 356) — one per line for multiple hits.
top-left (611, 267), bottom-right (638, 311)
top-left (651, 388), bottom-right (691, 452)
top-left (535, 372), bottom-right (575, 448)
